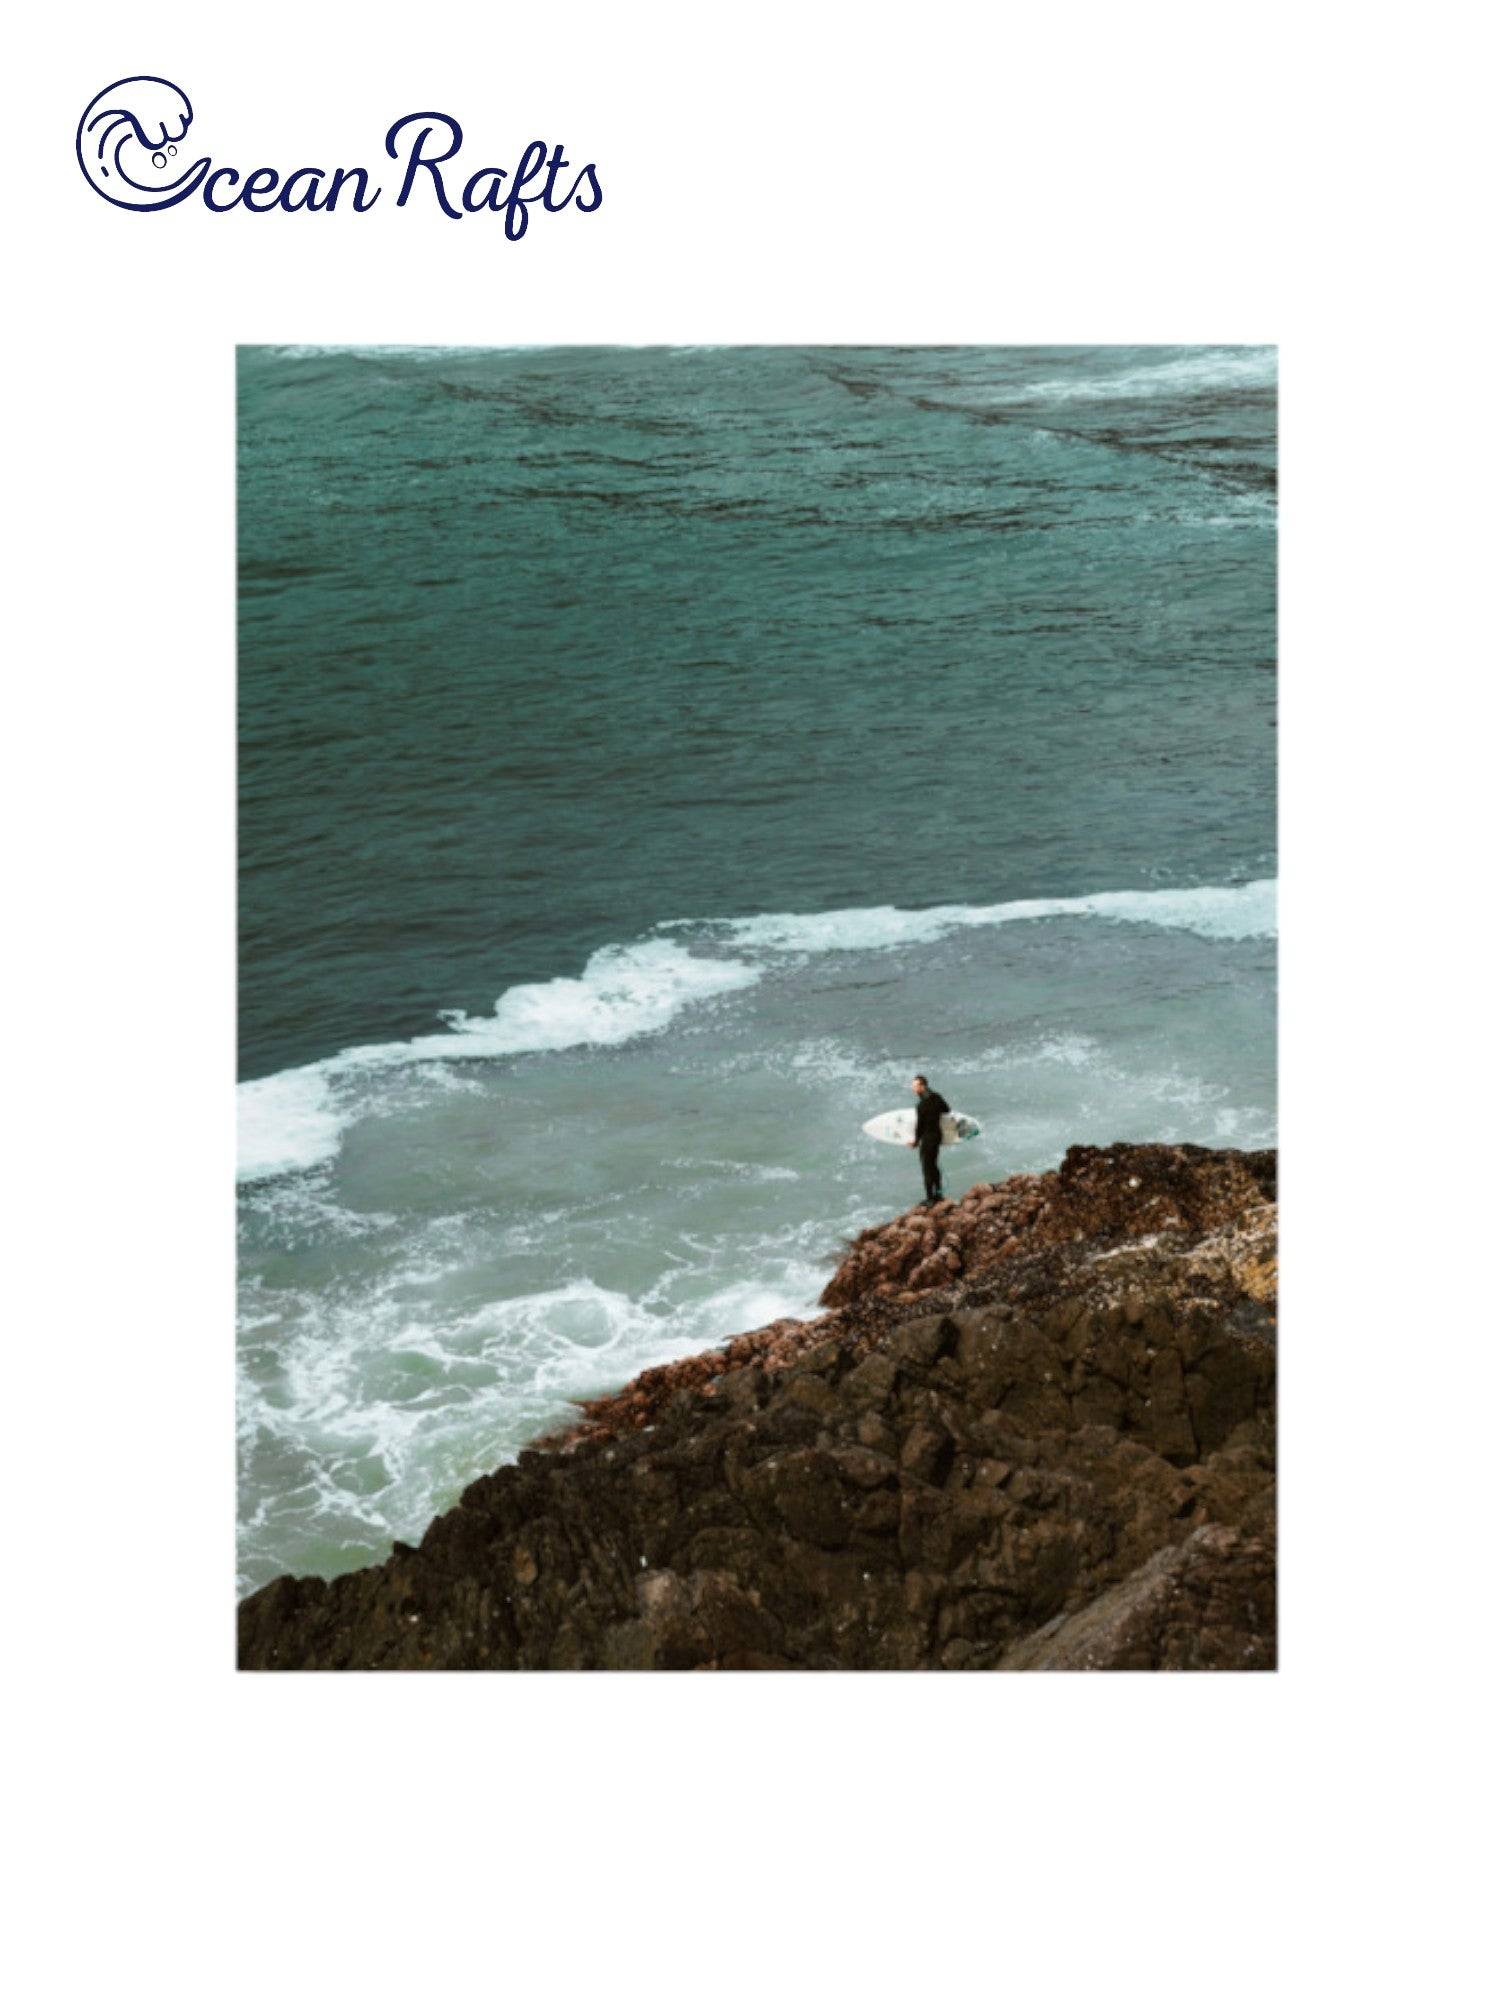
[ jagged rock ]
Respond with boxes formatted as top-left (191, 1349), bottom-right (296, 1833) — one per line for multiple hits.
top-left (997, 1521), bottom-right (1276, 1671)
top-left (820, 1142), bottom-right (1275, 1309)
top-left (238, 1144), bottom-right (1276, 1672)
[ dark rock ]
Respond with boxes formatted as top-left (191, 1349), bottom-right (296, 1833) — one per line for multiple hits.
top-left (998, 1522), bottom-right (1276, 1671)
top-left (237, 1144), bottom-right (1277, 1672)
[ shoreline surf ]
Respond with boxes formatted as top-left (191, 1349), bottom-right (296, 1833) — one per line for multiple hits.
top-left (239, 875), bottom-right (1276, 1185)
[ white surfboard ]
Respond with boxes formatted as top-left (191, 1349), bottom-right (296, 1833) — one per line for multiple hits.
top-left (863, 1108), bottom-right (982, 1147)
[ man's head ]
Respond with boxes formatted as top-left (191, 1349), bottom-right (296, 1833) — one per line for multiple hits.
top-left (912, 1074), bottom-right (928, 1096)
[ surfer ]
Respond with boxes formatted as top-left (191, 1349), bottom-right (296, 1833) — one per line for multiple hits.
top-left (910, 1074), bottom-right (951, 1204)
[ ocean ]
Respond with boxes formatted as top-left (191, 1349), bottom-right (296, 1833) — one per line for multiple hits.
top-left (237, 344), bottom-right (1276, 1594)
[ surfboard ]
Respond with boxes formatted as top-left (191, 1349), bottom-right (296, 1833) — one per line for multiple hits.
top-left (863, 1108), bottom-right (982, 1147)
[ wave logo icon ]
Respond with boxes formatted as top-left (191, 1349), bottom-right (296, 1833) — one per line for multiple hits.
top-left (76, 76), bottom-right (209, 210)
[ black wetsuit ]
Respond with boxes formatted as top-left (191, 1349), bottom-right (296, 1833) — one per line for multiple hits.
top-left (913, 1089), bottom-right (951, 1202)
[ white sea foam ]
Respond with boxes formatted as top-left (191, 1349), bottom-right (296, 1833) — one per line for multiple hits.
top-left (239, 1065), bottom-right (347, 1185)
top-left (238, 940), bottom-right (759, 1184)
top-left (1001, 348), bottom-right (1276, 406)
top-left (703, 878), bottom-right (1276, 953)
top-left (1032, 1033), bottom-right (1102, 1068)
top-left (1084, 880), bottom-right (1276, 940)
top-left (266, 344), bottom-right (533, 362)
top-left (426, 939), bottom-right (758, 1055)
top-left (665, 1156), bottom-right (802, 1183)
top-left (784, 1038), bottom-right (883, 1084)
top-left (237, 1229), bottom-right (834, 1590)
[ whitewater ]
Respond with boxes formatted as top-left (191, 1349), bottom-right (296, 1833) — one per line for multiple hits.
top-left (241, 878), bottom-right (1275, 1185)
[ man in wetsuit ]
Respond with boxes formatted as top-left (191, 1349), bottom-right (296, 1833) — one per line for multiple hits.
top-left (910, 1074), bottom-right (951, 1204)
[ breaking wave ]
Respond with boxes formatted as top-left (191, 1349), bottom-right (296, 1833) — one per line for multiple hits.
top-left (239, 878), bottom-right (1275, 1183)
top-left (238, 941), bottom-right (758, 1183)
top-left (694, 877), bottom-right (1276, 953)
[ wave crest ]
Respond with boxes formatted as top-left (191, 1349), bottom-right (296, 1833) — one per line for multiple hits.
top-left (700, 878), bottom-right (1276, 953)
top-left (239, 941), bottom-right (758, 1183)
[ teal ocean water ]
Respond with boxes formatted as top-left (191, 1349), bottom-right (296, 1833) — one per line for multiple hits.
top-left (238, 345), bottom-right (1276, 1593)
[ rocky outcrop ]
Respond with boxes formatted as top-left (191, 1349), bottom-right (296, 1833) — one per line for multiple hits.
top-left (819, 1140), bottom-right (1275, 1308)
top-left (238, 1144), bottom-right (1277, 1671)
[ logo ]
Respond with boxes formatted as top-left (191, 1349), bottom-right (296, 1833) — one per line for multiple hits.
top-left (75, 77), bottom-right (603, 235)
top-left (76, 77), bottom-right (209, 211)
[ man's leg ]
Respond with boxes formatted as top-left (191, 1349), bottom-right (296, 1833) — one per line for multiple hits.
top-left (923, 1142), bottom-right (942, 1201)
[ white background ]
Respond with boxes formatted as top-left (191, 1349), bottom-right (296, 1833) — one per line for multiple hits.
top-left (7, 3), bottom-right (1505, 2009)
